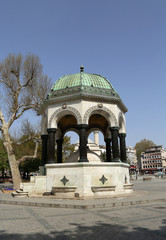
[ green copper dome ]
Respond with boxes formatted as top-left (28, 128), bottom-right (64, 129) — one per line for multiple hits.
top-left (49, 66), bottom-right (120, 100)
top-left (40, 66), bottom-right (128, 113)
top-left (52, 73), bottom-right (112, 91)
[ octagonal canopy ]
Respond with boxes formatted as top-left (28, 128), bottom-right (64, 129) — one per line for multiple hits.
top-left (40, 66), bottom-right (128, 114)
top-left (52, 72), bottom-right (118, 93)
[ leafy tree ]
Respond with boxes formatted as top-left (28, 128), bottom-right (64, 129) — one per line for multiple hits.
top-left (0, 53), bottom-right (51, 188)
top-left (62, 135), bottom-right (75, 162)
top-left (19, 158), bottom-right (41, 179)
top-left (134, 139), bottom-right (155, 170)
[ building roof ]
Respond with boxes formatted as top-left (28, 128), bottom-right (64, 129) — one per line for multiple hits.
top-left (39, 66), bottom-right (128, 113)
top-left (52, 72), bottom-right (115, 92)
top-left (49, 67), bottom-right (120, 99)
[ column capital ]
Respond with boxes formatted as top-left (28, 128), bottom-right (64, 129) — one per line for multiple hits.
top-left (105, 138), bottom-right (112, 142)
top-left (47, 128), bottom-right (57, 133)
top-left (41, 134), bottom-right (48, 140)
top-left (110, 126), bottom-right (120, 132)
top-left (119, 133), bottom-right (126, 138)
top-left (77, 124), bottom-right (89, 130)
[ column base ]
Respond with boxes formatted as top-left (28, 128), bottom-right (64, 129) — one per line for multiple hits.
top-left (78, 158), bottom-right (89, 162)
top-left (112, 158), bottom-right (121, 162)
top-left (47, 160), bottom-right (56, 164)
top-left (57, 161), bottom-right (62, 164)
top-left (121, 160), bottom-right (127, 163)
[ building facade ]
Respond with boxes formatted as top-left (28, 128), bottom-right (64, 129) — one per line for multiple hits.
top-left (161, 148), bottom-right (166, 173)
top-left (141, 146), bottom-right (164, 173)
top-left (126, 146), bottom-right (137, 173)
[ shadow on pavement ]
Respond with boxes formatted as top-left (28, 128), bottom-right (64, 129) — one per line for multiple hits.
top-left (0, 221), bottom-right (166, 240)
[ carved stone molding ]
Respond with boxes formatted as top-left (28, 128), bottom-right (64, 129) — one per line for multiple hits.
top-left (118, 112), bottom-right (126, 133)
top-left (48, 106), bottom-right (82, 128)
top-left (83, 105), bottom-right (118, 126)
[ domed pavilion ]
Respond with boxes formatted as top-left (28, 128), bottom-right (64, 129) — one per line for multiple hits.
top-left (21, 66), bottom-right (133, 198)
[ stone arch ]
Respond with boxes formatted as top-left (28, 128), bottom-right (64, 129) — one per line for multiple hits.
top-left (48, 106), bottom-right (82, 128)
top-left (87, 127), bottom-right (105, 138)
top-left (63, 127), bottom-right (80, 136)
top-left (83, 105), bottom-right (118, 126)
top-left (118, 112), bottom-right (126, 133)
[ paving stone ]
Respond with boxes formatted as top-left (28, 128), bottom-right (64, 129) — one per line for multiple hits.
top-left (0, 180), bottom-right (166, 239)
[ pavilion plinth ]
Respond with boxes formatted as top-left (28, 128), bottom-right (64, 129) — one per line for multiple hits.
top-left (21, 162), bottom-right (132, 199)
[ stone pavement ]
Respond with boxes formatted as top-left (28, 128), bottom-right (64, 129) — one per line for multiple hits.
top-left (0, 179), bottom-right (166, 239)
top-left (0, 178), bottom-right (166, 209)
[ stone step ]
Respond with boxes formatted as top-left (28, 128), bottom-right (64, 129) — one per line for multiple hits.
top-left (12, 191), bottom-right (29, 198)
top-left (16, 189), bottom-right (28, 194)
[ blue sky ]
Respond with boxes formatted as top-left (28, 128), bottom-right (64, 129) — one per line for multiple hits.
top-left (0, 0), bottom-right (166, 147)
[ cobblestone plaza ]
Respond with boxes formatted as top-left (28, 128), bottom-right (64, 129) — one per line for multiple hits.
top-left (0, 179), bottom-right (166, 239)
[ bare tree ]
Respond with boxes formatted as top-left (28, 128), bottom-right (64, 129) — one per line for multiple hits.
top-left (0, 53), bottom-right (51, 189)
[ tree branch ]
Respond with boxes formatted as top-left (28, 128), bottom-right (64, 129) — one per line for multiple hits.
top-left (17, 141), bottom-right (39, 164)
top-left (16, 135), bottom-right (33, 145)
top-left (0, 108), bottom-right (6, 126)
top-left (8, 105), bottom-right (32, 128)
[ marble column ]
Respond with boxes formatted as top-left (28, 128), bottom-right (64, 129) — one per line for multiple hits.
top-left (105, 138), bottom-right (112, 162)
top-left (119, 133), bottom-right (127, 163)
top-left (94, 131), bottom-right (99, 145)
top-left (56, 139), bottom-right (63, 163)
top-left (78, 124), bottom-right (89, 162)
top-left (41, 134), bottom-right (48, 166)
top-left (110, 127), bottom-right (120, 162)
top-left (47, 128), bottom-right (57, 164)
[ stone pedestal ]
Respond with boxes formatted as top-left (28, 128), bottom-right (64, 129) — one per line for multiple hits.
top-left (45, 162), bottom-right (132, 199)
top-left (21, 163), bottom-right (133, 198)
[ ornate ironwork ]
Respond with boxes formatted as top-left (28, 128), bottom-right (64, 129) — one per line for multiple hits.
top-left (99, 175), bottom-right (108, 185)
top-left (60, 176), bottom-right (69, 186)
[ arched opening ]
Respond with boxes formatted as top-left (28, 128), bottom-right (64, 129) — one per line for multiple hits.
top-left (55, 114), bottom-right (79, 163)
top-left (58, 131), bottom-right (79, 163)
top-left (88, 130), bottom-right (106, 162)
top-left (66, 131), bottom-right (79, 144)
top-left (87, 113), bottom-right (112, 162)
top-left (58, 114), bottom-right (77, 134)
top-left (88, 114), bottom-right (108, 134)
top-left (62, 130), bottom-right (80, 163)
